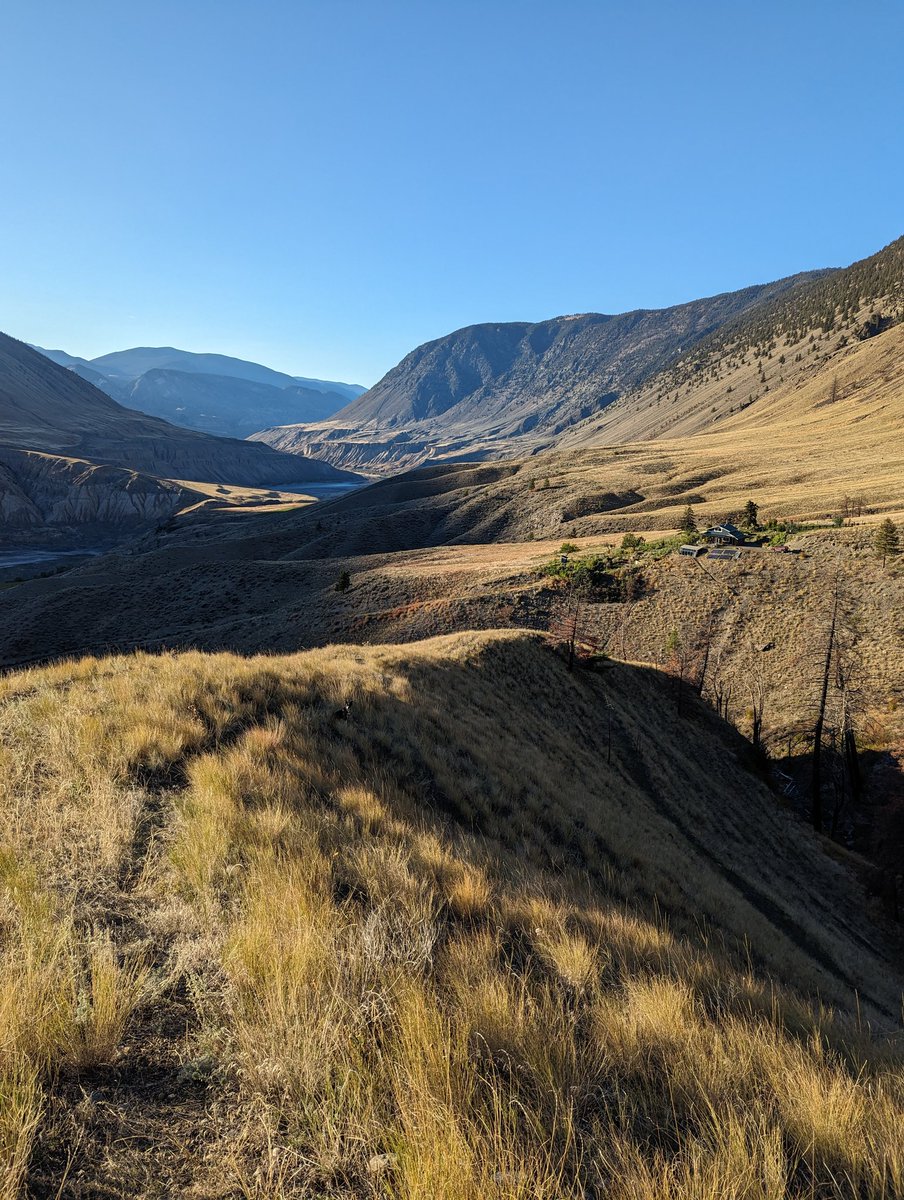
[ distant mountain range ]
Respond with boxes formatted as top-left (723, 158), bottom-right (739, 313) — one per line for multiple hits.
top-left (0, 334), bottom-right (357, 544)
top-left (31, 344), bottom-right (366, 439)
top-left (253, 235), bottom-right (904, 474)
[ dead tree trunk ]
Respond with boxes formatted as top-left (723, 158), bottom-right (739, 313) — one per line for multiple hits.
top-left (811, 588), bottom-right (839, 834)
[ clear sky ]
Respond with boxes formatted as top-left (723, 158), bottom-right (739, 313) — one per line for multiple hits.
top-left (1, 1), bottom-right (902, 386)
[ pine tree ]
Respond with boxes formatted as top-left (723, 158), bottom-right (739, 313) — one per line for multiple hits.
top-left (874, 518), bottom-right (900, 567)
top-left (743, 499), bottom-right (759, 529)
top-left (679, 505), bottom-right (697, 536)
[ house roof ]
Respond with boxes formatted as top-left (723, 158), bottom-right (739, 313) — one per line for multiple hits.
top-left (703, 523), bottom-right (744, 541)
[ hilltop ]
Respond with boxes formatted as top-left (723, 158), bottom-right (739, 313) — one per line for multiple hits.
top-left (2, 631), bottom-right (902, 1195)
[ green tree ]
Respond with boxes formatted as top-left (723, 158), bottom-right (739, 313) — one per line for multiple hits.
top-left (743, 499), bottom-right (759, 529)
top-left (335, 569), bottom-right (351, 593)
top-left (679, 505), bottom-right (697, 536)
top-left (874, 518), bottom-right (900, 567)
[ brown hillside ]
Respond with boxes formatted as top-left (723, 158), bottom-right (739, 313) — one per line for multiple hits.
top-left (2, 632), bottom-right (902, 1195)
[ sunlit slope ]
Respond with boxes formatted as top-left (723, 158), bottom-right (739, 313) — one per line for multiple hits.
top-left (1, 632), bottom-right (902, 1194)
top-left (555, 319), bottom-right (904, 520)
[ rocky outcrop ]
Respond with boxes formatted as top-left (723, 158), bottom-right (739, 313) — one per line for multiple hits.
top-left (0, 448), bottom-right (190, 541)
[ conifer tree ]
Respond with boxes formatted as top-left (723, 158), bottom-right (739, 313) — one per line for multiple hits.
top-left (679, 505), bottom-right (697, 536)
top-left (874, 518), bottom-right (900, 567)
top-left (743, 499), bottom-right (759, 529)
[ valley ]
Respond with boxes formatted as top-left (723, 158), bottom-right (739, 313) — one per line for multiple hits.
top-left (2, 236), bottom-right (903, 1200)
top-left (0, 334), bottom-right (362, 551)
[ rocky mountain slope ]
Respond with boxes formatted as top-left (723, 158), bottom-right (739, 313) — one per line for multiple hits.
top-left (253, 272), bottom-right (828, 472)
top-left (257, 236), bottom-right (903, 475)
top-left (33, 343), bottom-right (365, 439)
top-left (0, 447), bottom-right (193, 536)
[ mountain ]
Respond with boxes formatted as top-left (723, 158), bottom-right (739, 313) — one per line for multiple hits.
top-left (0, 333), bottom-right (356, 543)
top-left (255, 236), bottom-right (904, 476)
top-left (30, 344), bottom-right (367, 439)
top-left (119, 369), bottom-right (350, 438)
top-left (252, 271), bottom-right (829, 472)
top-left (86, 346), bottom-right (365, 399)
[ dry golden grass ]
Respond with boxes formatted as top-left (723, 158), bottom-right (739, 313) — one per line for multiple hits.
top-left (0, 631), bottom-right (902, 1196)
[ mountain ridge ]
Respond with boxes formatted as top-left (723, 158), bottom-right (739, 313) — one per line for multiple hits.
top-left (0, 333), bottom-right (357, 543)
top-left (251, 270), bottom-right (830, 472)
top-left (254, 237), bottom-right (903, 475)
top-left (30, 343), bottom-right (366, 440)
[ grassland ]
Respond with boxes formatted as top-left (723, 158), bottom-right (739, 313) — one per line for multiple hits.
top-left (1, 632), bottom-right (902, 1196)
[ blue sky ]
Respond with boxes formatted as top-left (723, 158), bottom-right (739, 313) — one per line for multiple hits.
top-left (1, 1), bottom-right (902, 386)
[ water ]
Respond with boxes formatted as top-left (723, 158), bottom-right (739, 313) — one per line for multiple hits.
top-left (261, 481), bottom-right (363, 500)
top-left (0, 547), bottom-right (105, 571)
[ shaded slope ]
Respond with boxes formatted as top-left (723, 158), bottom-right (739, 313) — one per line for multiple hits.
top-left (123, 368), bottom-right (349, 437)
top-left (2, 633), bottom-right (902, 1195)
top-left (0, 332), bottom-right (355, 486)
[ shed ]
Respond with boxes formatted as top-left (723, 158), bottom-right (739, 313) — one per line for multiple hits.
top-left (678, 544), bottom-right (706, 557)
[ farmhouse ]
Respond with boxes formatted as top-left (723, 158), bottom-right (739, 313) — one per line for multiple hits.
top-left (702, 522), bottom-right (745, 546)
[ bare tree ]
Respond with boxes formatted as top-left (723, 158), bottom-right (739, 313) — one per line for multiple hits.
top-left (748, 669), bottom-right (769, 761)
top-left (810, 584), bottom-right (839, 833)
top-left (548, 576), bottom-right (597, 671)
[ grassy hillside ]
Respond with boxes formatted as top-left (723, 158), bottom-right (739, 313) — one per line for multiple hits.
top-left (572, 236), bottom-right (904, 446)
top-left (1, 632), bottom-right (902, 1196)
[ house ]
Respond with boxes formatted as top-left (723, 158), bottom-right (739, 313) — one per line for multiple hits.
top-left (702, 522), bottom-right (745, 546)
top-left (678, 544), bottom-right (706, 557)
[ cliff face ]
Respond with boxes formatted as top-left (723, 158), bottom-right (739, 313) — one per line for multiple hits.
top-left (0, 448), bottom-right (191, 542)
